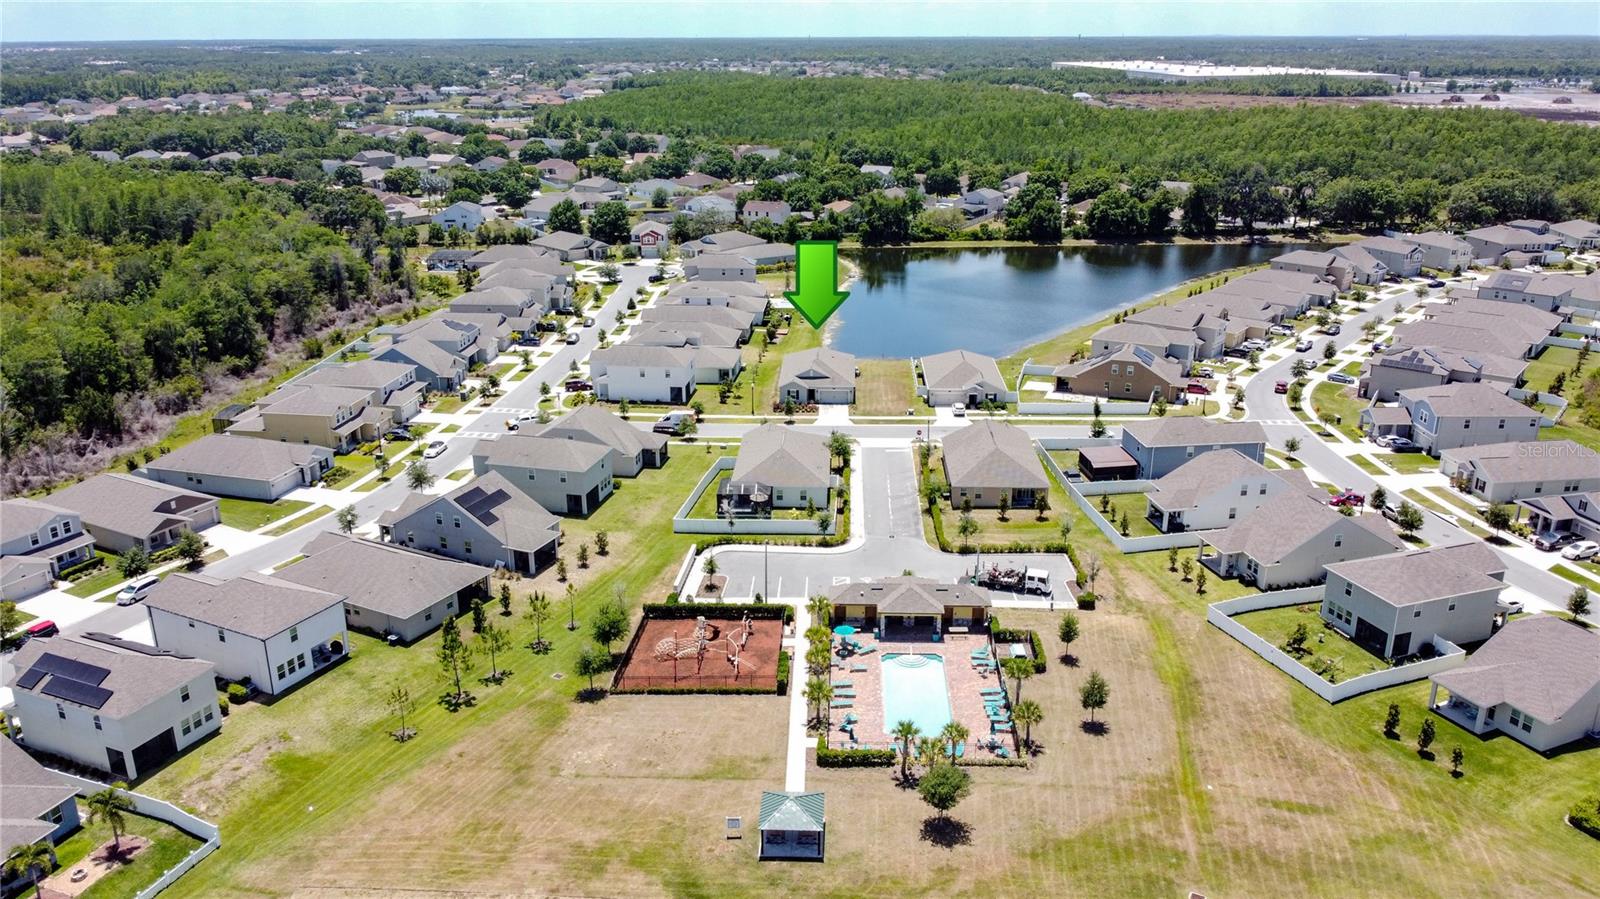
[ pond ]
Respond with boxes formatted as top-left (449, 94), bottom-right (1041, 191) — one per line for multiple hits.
top-left (834, 243), bottom-right (1316, 359)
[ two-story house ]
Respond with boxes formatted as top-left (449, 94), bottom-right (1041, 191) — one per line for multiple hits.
top-left (1118, 418), bottom-right (1268, 480)
top-left (1144, 450), bottom-right (1308, 533)
top-left (590, 345), bottom-right (697, 405)
top-left (1396, 383), bottom-right (1542, 456)
top-left (224, 384), bottom-right (392, 452)
top-left (1321, 542), bottom-right (1505, 660)
top-left (525, 406), bottom-right (669, 477)
top-left (471, 435), bottom-right (614, 517)
top-left (377, 472), bottom-right (561, 574)
top-left (0, 498), bottom-right (95, 601)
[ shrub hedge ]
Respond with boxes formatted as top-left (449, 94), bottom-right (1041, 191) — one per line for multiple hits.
top-left (641, 602), bottom-right (793, 624)
top-left (776, 649), bottom-right (791, 695)
top-left (613, 684), bottom-right (778, 696)
top-left (815, 734), bottom-right (895, 767)
top-left (992, 626), bottom-right (1047, 674)
top-left (1076, 592), bottom-right (1098, 610)
top-left (58, 556), bottom-right (107, 582)
top-left (1570, 795), bottom-right (1600, 840)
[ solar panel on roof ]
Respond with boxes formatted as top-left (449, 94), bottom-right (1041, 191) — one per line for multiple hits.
top-left (32, 652), bottom-right (111, 686)
top-left (1132, 347), bottom-right (1156, 368)
top-left (40, 677), bottom-right (113, 710)
top-left (16, 667), bottom-right (47, 690)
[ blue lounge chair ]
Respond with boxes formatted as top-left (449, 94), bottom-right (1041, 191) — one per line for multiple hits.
top-left (831, 699), bottom-right (853, 708)
top-left (850, 663), bottom-right (869, 673)
top-left (844, 713), bottom-right (858, 724)
top-left (995, 745), bottom-right (1010, 759)
top-left (860, 645), bottom-right (877, 655)
top-left (980, 686), bottom-right (1004, 694)
top-left (955, 743), bottom-right (965, 758)
top-left (992, 721), bottom-right (1013, 733)
top-left (831, 680), bottom-right (853, 688)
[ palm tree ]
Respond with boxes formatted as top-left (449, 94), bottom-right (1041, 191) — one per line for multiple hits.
top-left (939, 720), bottom-right (970, 761)
top-left (1012, 699), bottom-right (1044, 751)
top-left (85, 782), bottom-right (134, 854)
top-left (4, 841), bottom-right (55, 897)
top-left (916, 736), bottom-right (943, 772)
top-left (803, 677), bottom-right (833, 726)
top-left (892, 719), bottom-right (920, 780)
top-left (1001, 656), bottom-right (1034, 705)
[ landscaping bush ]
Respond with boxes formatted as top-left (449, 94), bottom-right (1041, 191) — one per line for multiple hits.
top-left (613, 684), bottom-right (779, 696)
top-left (815, 734), bottom-right (895, 767)
top-left (1570, 795), bottom-right (1600, 840)
top-left (1076, 592), bottom-right (1098, 610)
top-left (641, 602), bottom-right (792, 624)
top-left (58, 555), bottom-right (107, 582)
top-left (776, 649), bottom-right (791, 695)
top-left (216, 692), bottom-right (230, 715)
top-left (226, 683), bottom-right (250, 704)
top-left (320, 465), bottom-right (354, 487)
top-left (1065, 543), bottom-right (1087, 588)
top-left (955, 755), bottom-right (1029, 768)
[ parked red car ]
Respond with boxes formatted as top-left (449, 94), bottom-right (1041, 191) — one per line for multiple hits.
top-left (1274, 380), bottom-right (1289, 394)
top-left (1328, 490), bottom-right (1366, 508)
top-left (1185, 382), bottom-right (1212, 395)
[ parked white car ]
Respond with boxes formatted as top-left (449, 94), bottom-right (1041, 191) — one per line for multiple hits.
top-left (1561, 540), bottom-right (1600, 561)
top-left (423, 440), bottom-right (447, 459)
top-left (116, 574), bottom-right (161, 606)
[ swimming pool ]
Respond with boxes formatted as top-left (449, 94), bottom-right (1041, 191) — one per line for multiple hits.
top-left (880, 653), bottom-right (951, 736)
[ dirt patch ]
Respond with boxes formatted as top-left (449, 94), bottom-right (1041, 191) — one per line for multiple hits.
top-left (615, 614), bottom-right (784, 690)
top-left (40, 836), bottom-right (151, 898)
top-left (170, 728), bottom-right (289, 816)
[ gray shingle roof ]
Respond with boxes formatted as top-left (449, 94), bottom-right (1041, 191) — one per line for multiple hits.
top-left (142, 434), bottom-right (327, 482)
top-left (276, 533), bottom-right (491, 620)
top-left (1122, 417), bottom-right (1266, 448)
top-left (379, 471), bottom-right (560, 554)
top-left (1431, 616), bottom-right (1600, 723)
top-left (8, 634), bottom-right (212, 719)
top-left (826, 576), bottom-right (991, 616)
top-left (921, 349), bottom-right (1005, 391)
top-left (1444, 439), bottom-right (1598, 484)
top-left (48, 473), bottom-right (216, 541)
top-left (0, 497), bottom-right (74, 544)
top-left (146, 571), bottom-right (344, 640)
top-left (474, 434), bottom-right (611, 473)
top-left (299, 360), bottom-right (415, 391)
top-left (526, 406), bottom-right (667, 458)
top-left (1147, 449), bottom-right (1286, 511)
top-left (779, 347), bottom-right (856, 391)
top-left (0, 740), bottom-right (79, 850)
top-left (591, 344), bottom-right (695, 368)
top-left (1399, 383), bottom-right (1537, 418)
top-left (732, 424), bottom-right (831, 489)
top-left (941, 421), bottom-right (1047, 491)
top-left (259, 384), bottom-right (372, 416)
top-left (1204, 493), bottom-right (1404, 561)
top-left (1326, 542), bottom-right (1504, 606)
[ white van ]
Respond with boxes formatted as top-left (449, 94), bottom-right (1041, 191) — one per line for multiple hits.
top-left (1024, 568), bottom-right (1051, 595)
top-left (653, 411), bottom-right (694, 434)
top-left (116, 573), bottom-right (162, 606)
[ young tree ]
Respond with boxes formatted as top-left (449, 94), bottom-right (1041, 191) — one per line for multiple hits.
top-left (1058, 612), bottom-right (1080, 661)
top-left (1118, 511), bottom-right (1130, 537)
top-left (892, 719), bottom-right (921, 780)
top-left (591, 596), bottom-right (629, 652)
top-left (1058, 517), bottom-right (1072, 543)
top-left (524, 592), bottom-right (552, 652)
top-left (1002, 656), bottom-right (1035, 705)
top-left (437, 618), bottom-right (474, 704)
top-left (498, 583), bottom-right (512, 616)
top-left (556, 557), bottom-right (568, 582)
top-left (1417, 718), bottom-right (1437, 755)
top-left (118, 545), bottom-right (150, 578)
top-left (805, 638), bottom-right (832, 679)
top-left (957, 513), bottom-right (979, 549)
top-left (1168, 545), bottom-right (1179, 572)
top-left (480, 622), bottom-right (511, 682)
top-left (1284, 437), bottom-right (1301, 459)
top-left (1080, 670), bottom-right (1110, 724)
top-left (1083, 552), bottom-right (1103, 594)
top-left (1034, 492), bottom-right (1050, 521)
top-left (1369, 485), bottom-right (1388, 511)
top-left (918, 764), bottom-right (972, 818)
top-left (575, 643), bottom-right (610, 693)
top-left (1396, 501), bottom-right (1424, 536)
top-left (336, 504), bottom-right (358, 534)
top-left (3, 841), bottom-right (54, 895)
top-left (174, 528), bottom-right (207, 567)
top-left (1450, 746), bottom-right (1464, 777)
top-left (1569, 586), bottom-right (1592, 620)
top-left (1384, 702), bottom-right (1401, 738)
top-left (1283, 622), bottom-right (1310, 657)
top-left (997, 491), bottom-right (1011, 521)
top-left (388, 684), bottom-right (418, 741)
top-left (1012, 699), bottom-right (1044, 750)
top-left (1483, 504), bottom-right (1513, 537)
top-left (470, 596), bottom-right (486, 633)
top-left (1180, 557), bottom-right (1194, 582)
top-left (406, 459), bottom-right (435, 491)
top-left (1195, 567), bottom-right (1208, 594)
top-left (1323, 341), bottom-right (1337, 361)
top-left (85, 783), bottom-right (135, 853)
top-left (804, 676), bottom-right (833, 723)
top-left (594, 529), bottom-right (610, 556)
top-left (826, 430), bottom-right (854, 471)
top-left (577, 542), bottom-right (590, 568)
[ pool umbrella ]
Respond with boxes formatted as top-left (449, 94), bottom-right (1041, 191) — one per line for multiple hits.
top-left (832, 624), bottom-right (857, 636)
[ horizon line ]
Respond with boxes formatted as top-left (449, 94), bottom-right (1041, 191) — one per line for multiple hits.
top-left (4, 33), bottom-right (1597, 46)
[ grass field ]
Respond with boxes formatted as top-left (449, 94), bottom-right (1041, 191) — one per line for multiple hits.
top-left (216, 497), bottom-right (313, 532)
top-left (65, 552), bottom-right (127, 598)
top-left (691, 321), bottom-right (823, 416)
top-left (1309, 381), bottom-right (1367, 441)
top-left (261, 505), bottom-right (332, 537)
top-left (1374, 452), bottom-right (1443, 475)
top-left (1232, 603), bottom-right (1388, 681)
top-left (1092, 491), bottom-right (1163, 539)
top-left (853, 359), bottom-right (916, 416)
top-left (50, 805), bottom-right (203, 899)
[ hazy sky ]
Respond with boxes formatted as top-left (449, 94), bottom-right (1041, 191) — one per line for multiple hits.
top-left (2, 1), bottom-right (1595, 43)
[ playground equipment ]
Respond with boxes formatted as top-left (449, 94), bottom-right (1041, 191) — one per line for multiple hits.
top-left (652, 614), bottom-right (757, 675)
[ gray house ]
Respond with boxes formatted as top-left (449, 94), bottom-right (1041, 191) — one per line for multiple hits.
top-left (1439, 439), bottom-right (1600, 503)
top-left (0, 740), bottom-right (81, 896)
top-left (1144, 450), bottom-right (1308, 533)
top-left (1348, 235), bottom-right (1424, 279)
top-left (1550, 219), bottom-right (1600, 250)
top-left (1396, 383), bottom-right (1542, 456)
top-left (0, 498), bottom-right (94, 601)
top-left (1118, 418), bottom-right (1267, 480)
top-left (1429, 616), bottom-right (1600, 752)
top-left (721, 425), bottom-right (833, 514)
top-left (918, 349), bottom-right (1010, 407)
top-left (378, 472), bottom-right (561, 574)
top-left (1199, 493), bottom-right (1406, 590)
top-left (1321, 542), bottom-right (1505, 660)
top-left (1518, 490), bottom-right (1600, 544)
top-left (1463, 225), bottom-right (1563, 263)
top-left (525, 406), bottom-right (668, 477)
top-left (376, 338), bottom-right (468, 393)
top-left (778, 347), bottom-right (857, 405)
top-left (139, 434), bottom-right (333, 501)
top-left (940, 420), bottom-right (1048, 510)
top-left (471, 434), bottom-right (614, 516)
top-left (531, 230), bottom-right (608, 261)
top-left (276, 533), bottom-right (491, 643)
top-left (1401, 231), bottom-right (1474, 272)
top-left (48, 473), bottom-right (220, 554)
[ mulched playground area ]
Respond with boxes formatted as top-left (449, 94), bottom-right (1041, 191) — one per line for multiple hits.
top-left (615, 614), bottom-right (784, 690)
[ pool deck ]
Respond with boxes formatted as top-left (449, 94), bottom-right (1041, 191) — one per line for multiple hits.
top-left (824, 632), bottom-right (1017, 759)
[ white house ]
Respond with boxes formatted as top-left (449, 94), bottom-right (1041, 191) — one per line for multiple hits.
top-left (1430, 616), bottom-right (1600, 752)
top-left (589, 344), bottom-right (697, 405)
top-left (918, 349), bottom-right (1011, 407)
top-left (1144, 450), bottom-right (1309, 533)
top-left (1321, 542), bottom-right (1505, 660)
top-left (471, 434), bottom-right (615, 517)
top-left (432, 200), bottom-right (487, 231)
top-left (145, 572), bottom-right (349, 695)
top-left (7, 633), bottom-right (221, 781)
top-left (1439, 439), bottom-right (1600, 503)
top-left (684, 253), bottom-right (756, 282)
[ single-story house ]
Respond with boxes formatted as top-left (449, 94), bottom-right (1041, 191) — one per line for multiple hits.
top-left (940, 420), bottom-right (1048, 510)
top-left (1550, 219), bottom-right (1600, 250)
top-left (139, 434), bottom-right (333, 501)
top-left (918, 349), bottom-right (1010, 408)
top-left (146, 572), bottom-right (349, 694)
top-left (274, 533), bottom-right (491, 643)
top-left (1119, 418), bottom-right (1267, 480)
top-left (1439, 439), bottom-right (1600, 503)
top-left (471, 434), bottom-right (614, 517)
top-left (7, 632), bottom-right (220, 781)
top-left (758, 791), bottom-right (826, 861)
top-left (0, 740), bottom-right (81, 895)
top-left (1517, 490), bottom-right (1600, 544)
top-left (720, 424), bottom-right (833, 515)
top-left (778, 348), bottom-right (857, 405)
top-left (1321, 542), bottom-right (1505, 660)
top-left (525, 406), bottom-right (668, 477)
top-left (531, 230), bottom-right (609, 262)
top-left (1199, 493), bottom-right (1406, 590)
top-left (378, 472), bottom-right (561, 574)
top-left (1429, 616), bottom-right (1600, 752)
top-left (827, 577), bottom-right (990, 633)
top-left (47, 473), bottom-right (220, 555)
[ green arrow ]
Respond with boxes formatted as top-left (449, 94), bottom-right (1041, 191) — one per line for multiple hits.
top-left (784, 240), bottom-right (850, 329)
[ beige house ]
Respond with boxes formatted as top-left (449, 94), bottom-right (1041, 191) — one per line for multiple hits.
top-left (1052, 344), bottom-right (1187, 402)
top-left (225, 384), bottom-right (393, 451)
top-left (941, 420), bottom-right (1048, 509)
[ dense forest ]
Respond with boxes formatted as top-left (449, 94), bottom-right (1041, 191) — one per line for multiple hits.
top-left (2, 35), bottom-right (1596, 104)
top-left (0, 158), bottom-right (421, 493)
top-left (946, 67), bottom-right (1397, 97)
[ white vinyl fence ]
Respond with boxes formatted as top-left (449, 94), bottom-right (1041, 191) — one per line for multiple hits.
top-left (1014, 359), bottom-right (1161, 415)
top-left (54, 772), bottom-right (219, 899)
top-left (1207, 591), bottom-right (1467, 703)
top-left (672, 457), bottom-right (837, 536)
top-left (1064, 478), bottom-right (1208, 553)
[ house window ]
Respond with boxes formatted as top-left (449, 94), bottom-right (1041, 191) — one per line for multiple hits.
top-left (1110, 363), bottom-right (1120, 375)
top-left (56, 703), bottom-right (65, 720)
top-left (182, 718), bottom-right (192, 736)
top-left (62, 521), bottom-right (71, 533)
top-left (1124, 382), bottom-right (1133, 393)
top-left (30, 534), bottom-right (39, 547)
top-left (1333, 534), bottom-right (1343, 547)
top-left (1463, 419), bottom-right (1471, 430)
top-left (188, 620), bottom-right (195, 628)
top-left (218, 628), bottom-right (226, 642)
top-left (425, 612), bottom-right (434, 621)
top-left (1498, 419), bottom-right (1505, 429)
top-left (49, 524), bottom-right (59, 540)
top-left (289, 626), bottom-right (299, 643)
top-left (277, 663), bottom-right (287, 679)
top-left (1413, 609), bottom-right (1422, 618)
top-left (439, 537), bottom-right (448, 549)
top-left (1240, 485), bottom-right (1248, 496)
top-left (1228, 507), bottom-right (1237, 520)
top-left (1447, 602), bottom-right (1456, 611)
top-left (1186, 446), bottom-right (1195, 458)
top-left (1344, 583), bottom-right (1352, 596)
top-left (43, 805), bottom-right (64, 825)
top-left (453, 516), bottom-right (461, 529)
top-left (181, 686), bottom-right (191, 702)
top-left (464, 540), bottom-right (473, 554)
top-left (94, 714), bottom-right (102, 730)
top-left (297, 653), bottom-right (306, 668)
top-left (435, 513), bottom-right (444, 525)
top-left (204, 708), bottom-right (214, 722)
top-left (1259, 483), bottom-right (1268, 495)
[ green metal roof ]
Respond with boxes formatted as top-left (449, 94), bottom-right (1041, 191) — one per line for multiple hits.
top-left (758, 791), bottom-right (825, 831)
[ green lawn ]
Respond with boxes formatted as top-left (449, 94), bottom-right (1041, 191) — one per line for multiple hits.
top-left (429, 394), bottom-right (470, 414)
top-left (50, 804), bottom-right (203, 899)
top-left (1091, 491), bottom-right (1164, 538)
top-left (444, 468), bottom-right (471, 481)
top-left (1233, 603), bottom-right (1389, 682)
top-left (66, 552), bottom-right (127, 598)
top-left (921, 448), bottom-right (1075, 546)
top-left (216, 497), bottom-right (313, 531)
top-left (1540, 423), bottom-right (1600, 453)
top-left (689, 320), bottom-right (824, 416)
top-left (1349, 454), bottom-right (1388, 476)
top-left (261, 505), bottom-right (333, 537)
top-left (1309, 381), bottom-right (1367, 441)
top-left (438, 424), bottom-right (461, 434)
top-left (1374, 452), bottom-right (1443, 475)
top-left (852, 358), bottom-right (917, 416)
top-left (332, 451), bottom-right (379, 478)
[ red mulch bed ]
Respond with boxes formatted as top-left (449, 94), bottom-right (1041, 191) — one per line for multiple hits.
top-left (615, 615), bottom-right (783, 690)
